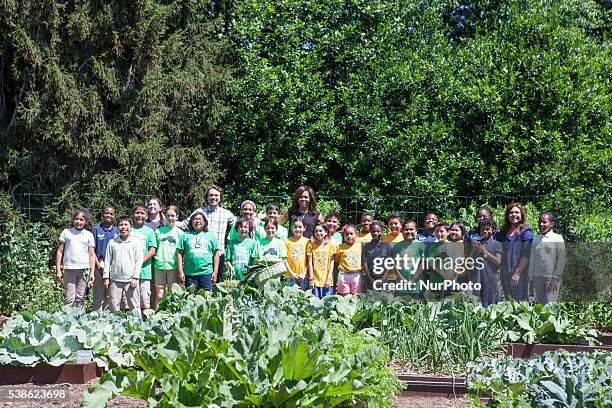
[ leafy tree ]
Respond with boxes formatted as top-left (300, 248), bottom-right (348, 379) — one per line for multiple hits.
top-left (221, 0), bottom-right (610, 215)
top-left (0, 0), bottom-right (231, 212)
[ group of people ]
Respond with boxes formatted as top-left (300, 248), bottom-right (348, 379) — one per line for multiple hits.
top-left (54, 185), bottom-right (566, 317)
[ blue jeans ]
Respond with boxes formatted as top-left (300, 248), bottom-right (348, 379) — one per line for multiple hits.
top-left (286, 278), bottom-right (310, 290)
top-left (312, 286), bottom-right (334, 299)
top-left (185, 274), bottom-right (213, 292)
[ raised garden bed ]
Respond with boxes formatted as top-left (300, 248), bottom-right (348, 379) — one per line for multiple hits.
top-left (597, 329), bottom-right (612, 346)
top-left (505, 342), bottom-right (612, 358)
top-left (0, 363), bottom-right (98, 384)
top-left (396, 373), bottom-right (467, 397)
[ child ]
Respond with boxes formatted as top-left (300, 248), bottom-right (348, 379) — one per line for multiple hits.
top-left (449, 222), bottom-right (467, 243)
top-left (145, 197), bottom-right (165, 230)
top-left (391, 220), bottom-right (425, 299)
top-left (55, 209), bottom-right (96, 310)
top-left (465, 207), bottom-right (492, 243)
top-left (357, 212), bottom-right (374, 243)
top-left (417, 212), bottom-right (438, 284)
top-left (177, 211), bottom-right (219, 291)
top-left (417, 212), bottom-right (438, 243)
top-left (325, 212), bottom-right (343, 244)
top-left (131, 205), bottom-right (157, 310)
top-left (382, 213), bottom-right (404, 243)
top-left (253, 219), bottom-right (287, 264)
top-left (92, 205), bottom-right (118, 311)
top-left (284, 216), bottom-right (310, 289)
top-left (382, 214), bottom-right (403, 282)
top-left (361, 221), bottom-right (393, 291)
top-left (265, 203), bottom-right (289, 240)
top-left (103, 216), bottom-right (143, 316)
top-left (307, 222), bottom-right (336, 298)
top-left (226, 218), bottom-right (257, 280)
top-left (428, 223), bottom-right (463, 295)
top-left (449, 222), bottom-right (468, 284)
top-left (153, 206), bottom-right (184, 307)
top-left (471, 218), bottom-right (502, 307)
top-left (228, 200), bottom-right (265, 242)
top-left (529, 212), bottom-right (566, 304)
top-left (335, 225), bottom-right (363, 295)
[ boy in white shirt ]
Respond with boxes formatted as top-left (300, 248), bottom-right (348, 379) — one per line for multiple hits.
top-left (103, 216), bottom-right (143, 316)
top-left (529, 212), bottom-right (566, 304)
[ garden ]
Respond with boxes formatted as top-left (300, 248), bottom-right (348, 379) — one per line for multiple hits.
top-left (1, 279), bottom-right (610, 407)
top-left (1, 0), bottom-right (611, 405)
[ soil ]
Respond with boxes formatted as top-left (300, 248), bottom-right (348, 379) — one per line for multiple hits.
top-left (0, 380), bottom-right (145, 408)
top-left (393, 394), bottom-right (469, 407)
top-left (0, 381), bottom-right (470, 407)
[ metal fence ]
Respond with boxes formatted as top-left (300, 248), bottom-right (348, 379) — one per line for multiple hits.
top-left (11, 191), bottom-right (572, 235)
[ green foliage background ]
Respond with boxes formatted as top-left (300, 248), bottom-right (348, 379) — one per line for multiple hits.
top-left (1, 0), bottom-right (610, 234)
top-left (0, 195), bottom-right (62, 314)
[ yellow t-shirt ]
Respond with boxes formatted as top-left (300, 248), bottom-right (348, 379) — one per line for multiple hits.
top-left (336, 242), bottom-right (362, 273)
top-left (383, 232), bottom-right (403, 243)
top-left (357, 232), bottom-right (372, 243)
top-left (307, 241), bottom-right (336, 286)
top-left (285, 236), bottom-right (309, 278)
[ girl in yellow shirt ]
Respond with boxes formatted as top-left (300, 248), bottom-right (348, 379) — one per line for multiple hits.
top-left (285, 217), bottom-right (310, 290)
top-left (307, 222), bottom-right (335, 299)
top-left (336, 225), bottom-right (363, 295)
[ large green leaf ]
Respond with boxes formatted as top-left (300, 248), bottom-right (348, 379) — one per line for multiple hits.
top-left (281, 340), bottom-right (320, 381)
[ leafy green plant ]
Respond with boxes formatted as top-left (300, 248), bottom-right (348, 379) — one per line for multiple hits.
top-left (559, 302), bottom-right (612, 330)
top-left (83, 296), bottom-right (378, 407)
top-left (328, 324), bottom-right (401, 408)
top-left (380, 299), bottom-right (506, 375)
top-left (468, 350), bottom-right (612, 407)
top-left (480, 302), bottom-right (600, 345)
top-left (0, 198), bottom-right (63, 315)
top-left (0, 308), bottom-right (161, 368)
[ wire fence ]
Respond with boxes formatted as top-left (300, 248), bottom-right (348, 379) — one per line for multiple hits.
top-left (11, 191), bottom-right (573, 236)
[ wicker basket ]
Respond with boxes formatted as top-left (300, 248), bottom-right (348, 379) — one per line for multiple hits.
top-left (253, 262), bottom-right (289, 287)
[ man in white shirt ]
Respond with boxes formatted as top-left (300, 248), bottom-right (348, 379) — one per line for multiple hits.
top-left (529, 212), bottom-right (566, 304)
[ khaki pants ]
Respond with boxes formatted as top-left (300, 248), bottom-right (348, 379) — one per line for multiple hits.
top-left (92, 268), bottom-right (107, 311)
top-left (532, 276), bottom-right (561, 304)
top-left (108, 280), bottom-right (140, 315)
top-left (139, 280), bottom-right (151, 309)
top-left (154, 269), bottom-right (179, 289)
top-left (63, 269), bottom-right (87, 310)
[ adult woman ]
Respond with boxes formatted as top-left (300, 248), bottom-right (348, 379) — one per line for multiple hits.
top-left (278, 186), bottom-right (324, 238)
top-left (495, 203), bottom-right (533, 301)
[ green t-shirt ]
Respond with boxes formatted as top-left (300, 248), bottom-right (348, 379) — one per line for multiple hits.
top-left (254, 224), bottom-right (290, 241)
top-left (228, 219), bottom-right (265, 242)
top-left (428, 241), bottom-right (462, 285)
top-left (331, 232), bottom-right (343, 245)
top-left (391, 240), bottom-right (425, 293)
top-left (177, 231), bottom-right (219, 276)
top-left (154, 226), bottom-right (184, 270)
top-left (226, 237), bottom-right (257, 279)
top-left (131, 225), bottom-right (157, 280)
top-left (275, 225), bottom-right (289, 241)
top-left (253, 237), bottom-right (287, 262)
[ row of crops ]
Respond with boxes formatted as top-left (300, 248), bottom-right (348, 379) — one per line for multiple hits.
top-left (1, 282), bottom-right (611, 407)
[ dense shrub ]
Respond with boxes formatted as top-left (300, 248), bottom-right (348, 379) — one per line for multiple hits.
top-left (0, 195), bottom-right (63, 315)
